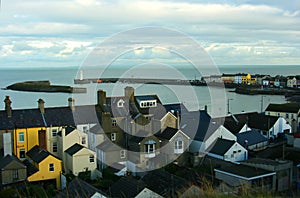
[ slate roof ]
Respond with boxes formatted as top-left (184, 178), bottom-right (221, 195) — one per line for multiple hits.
top-left (216, 112), bottom-right (279, 133)
top-left (23, 159), bottom-right (38, 176)
top-left (0, 154), bottom-right (26, 170)
top-left (89, 124), bottom-right (104, 134)
top-left (96, 140), bottom-right (121, 152)
top-left (56, 178), bottom-right (107, 198)
top-left (65, 143), bottom-right (84, 156)
top-left (26, 145), bottom-right (59, 163)
top-left (65, 126), bottom-right (76, 136)
top-left (265, 103), bottom-right (300, 113)
top-left (141, 170), bottom-right (191, 197)
top-left (181, 110), bottom-right (220, 142)
top-left (243, 158), bottom-right (292, 166)
top-left (109, 177), bottom-right (146, 198)
top-left (155, 127), bottom-right (178, 140)
top-left (215, 163), bottom-right (275, 179)
top-left (236, 130), bottom-right (268, 147)
top-left (209, 138), bottom-right (235, 156)
top-left (0, 108), bottom-right (45, 130)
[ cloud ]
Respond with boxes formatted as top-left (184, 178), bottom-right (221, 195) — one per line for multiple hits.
top-left (0, 0), bottom-right (300, 67)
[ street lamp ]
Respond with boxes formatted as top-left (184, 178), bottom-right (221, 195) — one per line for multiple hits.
top-left (227, 98), bottom-right (233, 114)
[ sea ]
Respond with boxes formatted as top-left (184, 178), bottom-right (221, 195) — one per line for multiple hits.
top-left (0, 65), bottom-right (299, 118)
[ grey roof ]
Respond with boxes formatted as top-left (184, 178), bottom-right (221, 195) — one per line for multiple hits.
top-left (89, 124), bottom-right (104, 134)
top-left (215, 163), bottom-right (274, 179)
top-left (65, 126), bottom-right (76, 136)
top-left (65, 143), bottom-right (84, 156)
top-left (141, 170), bottom-right (191, 197)
top-left (26, 145), bottom-right (59, 163)
top-left (0, 154), bottom-right (26, 170)
top-left (236, 130), bottom-right (268, 147)
top-left (56, 178), bottom-right (107, 198)
top-left (109, 177), bottom-right (146, 198)
top-left (96, 140), bottom-right (121, 152)
top-left (181, 110), bottom-right (220, 142)
top-left (155, 127), bottom-right (178, 140)
top-left (23, 159), bottom-right (38, 176)
top-left (0, 108), bottom-right (45, 130)
top-left (209, 138), bottom-right (235, 156)
top-left (243, 158), bottom-right (292, 166)
top-left (265, 103), bottom-right (300, 113)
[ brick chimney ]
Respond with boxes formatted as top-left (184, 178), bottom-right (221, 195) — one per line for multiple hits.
top-left (176, 111), bottom-right (180, 129)
top-left (4, 96), bottom-right (12, 117)
top-left (97, 90), bottom-right (106, 109)
top-left (38, 98), bottom-right (45, 114)
top-left (68, 98), bottom-right (75, 112)
top-left (125, 86), bottom-right (134, 103)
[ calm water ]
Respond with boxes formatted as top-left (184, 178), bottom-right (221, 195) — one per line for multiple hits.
top-left (0, 65), bottom-right (298, 117)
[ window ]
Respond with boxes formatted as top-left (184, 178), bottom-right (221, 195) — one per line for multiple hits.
top-left (117, 99), bottom-right (124, 107)
top-left (19, 149), bottom-right (25, 159)
top-left (82, 137), bottom-right (86, 145)
top-left (286, 113), bottom-right (289, 119)
top-left (291, 114), bottom-right (294, 119)
top-left (120, 150), bottom-right (126, 159)
top-left (112, 119), bottom-right (117, 127)
top-left (49, 163), bottom-right (54, 172)
top-left (174, 138), bottom-right (184, 154)
top-left (83, 126), bottom-right (88, 133)
top-left (144, 141), bottom-right (156, 158)
top-left (19, 132), bottom-right (24, 142)
top-left (52, 129), bottom-right (57, 137)
top-left (111, 133), bottom-right (116, 141)
top-left (53, 142), bottom-right (58, 152)
top-left (89, 155), bottom-right (95, 163)
top-left (12, 169), bottom-right (18, 180)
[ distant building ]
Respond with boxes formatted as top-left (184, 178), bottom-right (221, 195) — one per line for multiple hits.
top-left (265, 103), bottom-right (300, 133)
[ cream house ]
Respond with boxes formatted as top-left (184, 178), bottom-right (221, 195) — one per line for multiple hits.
top-left (65, 143), bottom-right (97, 176)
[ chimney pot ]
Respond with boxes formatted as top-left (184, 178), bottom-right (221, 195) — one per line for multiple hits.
top-left (38, 98), bottom-right (45, 114)
top-left (4, 96), bottom-right (12, 117)
top-left (68, 98), bottom-right (75, 111)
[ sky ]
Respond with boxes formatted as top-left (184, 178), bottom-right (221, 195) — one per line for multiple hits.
top-left (0, 0), bottom-right (300, 68)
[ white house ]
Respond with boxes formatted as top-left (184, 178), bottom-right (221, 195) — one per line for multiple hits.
top-left (207, 138), bottom-right (248, 162)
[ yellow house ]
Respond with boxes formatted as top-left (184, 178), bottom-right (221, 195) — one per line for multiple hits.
top-left (14, 127), bottom-right (47, 159)
top-left (26, 145), bottom-right (62, 189)
top-left (242, 73), bottom-right (257, 85)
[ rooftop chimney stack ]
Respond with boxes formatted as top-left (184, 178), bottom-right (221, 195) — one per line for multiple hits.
top-left (68, 98), bottom-right (75, 112)
top-left (97, 90), bottom-right (107, 109)
top-left (125, 86), bottom-right (134, 103)
top-left (4, 96), bottom-right (12, 117)
top-left (38, 98), bottom-right (45, 114)
top-left (176, 111), bottom-right (180, 129)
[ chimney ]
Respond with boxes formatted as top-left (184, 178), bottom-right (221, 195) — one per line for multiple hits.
top-left (3, 132), bottom-right (12, 156)
top-left (204, 105), bottom-right (208, 112)
top-left (38, 98), bottom-right (45, 114)
top-left (4, 96), bottom-right (12, 117)
top-left (97, 90), bottom-right (106, 109)
top-left (68, 98), bottom-right (75, 112)
top-left (125, 86), bottom-right (134, 103)
top-left (176, 111), bottom-right (180, 129)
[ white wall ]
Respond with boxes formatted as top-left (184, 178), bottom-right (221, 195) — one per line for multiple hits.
top-left (224, 142), bottom-right (248, 162)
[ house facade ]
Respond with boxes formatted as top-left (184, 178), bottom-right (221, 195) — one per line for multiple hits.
top-left (0, 155), bottom-right (27, 188)
top-left (26, 146), bottom-right (62, 189)
top-left (65, 143), bottom-right (97, 176)
top-left (207, 138), bottom-right (248, 162)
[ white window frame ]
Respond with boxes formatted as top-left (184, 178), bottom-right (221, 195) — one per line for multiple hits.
top-left (120, 150), bottom-right (126, 159)
top-left (49, 163), bottom-right (54, 172)
top-left (111, 133), bottom-right (116, 141)
top-left (82, 137), bottom-right (86, 145)
top-left (89, 155), bottom-right (95, 163)
top-left (19, 132), bottom-right (24, 142)
top-left (52, 142), bottom-right (58, 153)
top-left (19, 148), bottom-right (25, 159)
top-left (174, 138), bottom-right (184, 154)
top-left (112, 119), bottom-right (117, 127)
top-left (145, 142), bottom-right (156, 158)
top-left (52, 129), bottom-right (57, 137)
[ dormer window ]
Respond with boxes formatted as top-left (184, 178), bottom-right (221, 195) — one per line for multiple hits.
top-left (144, 140), bottom-right (156, 158)
top-left (136, 96), bottom-right (157, 109)
top-left (117, 99), bottom-right (125, 108)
